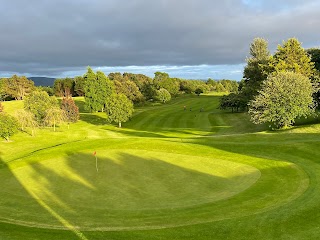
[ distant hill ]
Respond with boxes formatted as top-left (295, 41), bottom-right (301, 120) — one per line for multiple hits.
top-left (28, 77), bottom-right (56, 86)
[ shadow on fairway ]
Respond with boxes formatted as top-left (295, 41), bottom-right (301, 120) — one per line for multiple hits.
top-left (5, 151), bottom-right (261, 231)
top-left (0, 156), bottom-right (80, 240)
top-left (80, 113), bottom-right (107, 125)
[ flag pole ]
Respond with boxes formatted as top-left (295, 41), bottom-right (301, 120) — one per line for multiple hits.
top-left (95, 155), bottom-right (98, 172)
top-left (93, 151), bottom-right (98, 172)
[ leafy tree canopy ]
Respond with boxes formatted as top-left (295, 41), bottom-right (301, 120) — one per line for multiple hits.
top-left (0, 113), bottom-right (18, 141)
top-left (105, 93), bottom-right (134, 128)
top-left (24, 90), bottom-right (59, 124)
top-left (249, 72), bottom-right (315, 128)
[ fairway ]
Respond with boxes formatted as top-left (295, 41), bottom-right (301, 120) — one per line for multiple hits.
top-left (0, 94), bottom-right (320, 239)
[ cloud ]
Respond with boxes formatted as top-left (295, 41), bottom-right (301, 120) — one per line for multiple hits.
top-left (0, 0), bottom-right (319, 79)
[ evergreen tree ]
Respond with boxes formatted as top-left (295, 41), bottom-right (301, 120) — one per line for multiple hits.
top-left (84, 67), bottom-right (114, 112)
top-left (272, 38), bottom-right (315, 78)
top-left (242, 38), bottom-right (272, 101)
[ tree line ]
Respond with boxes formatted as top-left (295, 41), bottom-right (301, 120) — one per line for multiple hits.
top-left (220, 37), bottom-right (320, 128)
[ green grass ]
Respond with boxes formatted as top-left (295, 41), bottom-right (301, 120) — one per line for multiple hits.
top-left (1, 93), bottom-right (320, 239)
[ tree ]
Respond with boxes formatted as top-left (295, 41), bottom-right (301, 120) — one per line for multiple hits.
top-left (0, 102), bottom-right (3, 112)
top-left (114, 79), bottom-right (144, 103)
top-left (84, 67), bottom-right (114, 112)
top-left (44, 107), bottom-right (66, 132)
top-left (1, 75), bottom-right (35, 100)
top-left (53, 78), bottom-right (75, 97)
top-left (61, 97), bottom-right (80, 123)
top-left (195, 88), bottom-right (203, 96)
top-left (0, 113), bottom-right (18, 141)
top-left (307, 48), bottom-right (320, 72)
top-left (155, 88), bottom-right (171, 103)
top-left (153, 72), bottom-right (180, 96)
top-left (249, 72), bottom-right (315, 129)
top-left (105, 93), bottom-right (134, 128)
top-left (272, 38), bottom-right (315, 78)
top-left (242, 38), bottom-right (272, 101)
top-left (15, 109), bottom-right (38, 136)
top-left (24, 91), bottom-right (59, 124)
top-left (74, 76), bottom-right (86, 96)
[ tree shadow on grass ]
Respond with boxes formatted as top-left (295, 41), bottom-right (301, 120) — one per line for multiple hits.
top-left (80, 113), bottom-right (107, 125)
top-left (0, 156), bottom-right (80, 240)
top-left (5, 151), bottom-right (264, 231)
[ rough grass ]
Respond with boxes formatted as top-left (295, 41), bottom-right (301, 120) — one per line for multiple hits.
top-left (0, 94), bottom-right (320, 239)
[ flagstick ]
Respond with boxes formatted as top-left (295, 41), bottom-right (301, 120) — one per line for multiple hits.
top-left (95, 155), bottom-right (98, 172)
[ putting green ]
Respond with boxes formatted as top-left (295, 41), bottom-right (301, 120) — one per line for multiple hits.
top-left (0, 147), bottom-right (308, 231)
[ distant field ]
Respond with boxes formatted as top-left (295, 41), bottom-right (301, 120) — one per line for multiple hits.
top-left (1, 94), bottom-right (320, 240)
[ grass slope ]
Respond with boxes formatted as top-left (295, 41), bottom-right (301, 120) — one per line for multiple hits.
top-left (0, 94), bottom-right (320, 239)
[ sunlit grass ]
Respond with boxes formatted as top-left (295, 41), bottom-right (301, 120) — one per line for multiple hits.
top-left (0, 93), bottom-right (320, 239)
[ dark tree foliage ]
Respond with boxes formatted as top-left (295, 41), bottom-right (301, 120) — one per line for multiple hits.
top-left (74, 76), bottom-right (85, 96)
top-left (307, 48), bottom-right (320, 72)
top-left (242, 38), bottom-right (272, 102)
top-left (219, 93), bottom-right (248, 112)
top-left (195, 88), bottom-right (203, 96)
top-left (61, 97), bottom-right (80, 123)
top-left (53, 78), bottom-right (75, 97)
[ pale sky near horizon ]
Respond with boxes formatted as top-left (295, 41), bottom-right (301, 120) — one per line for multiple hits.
top-left (0, 0), bottom-right (319, 80)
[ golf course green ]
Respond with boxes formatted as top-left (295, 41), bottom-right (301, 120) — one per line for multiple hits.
top-left (1, 94), bottom-right (320, 239)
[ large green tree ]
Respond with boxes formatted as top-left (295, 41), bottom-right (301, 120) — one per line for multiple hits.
top-left (242, 37), bottom-right (272, 101)
top-left (15, 109), bottom-right (38, 136)
top-left (44, 107), bottom-right (66, 132)
top-left (272, 38), bottom-right (315, 78)
top-left (249, 72), bottom-right (315, 129)
top-left (0, 113), bottom-right (18, 141)
top-left (154, 72), bottom-right (180, 97)
top-left (84, 67), bottom-right (114, 112)
top-left (24, 90), bottom-right (59, 124)
top-left (105, 93), bottom-right (134, 128)
top-left (155, 88), bottom-right (171, 103)
top-left (1, 75), bottom-right (35, 100)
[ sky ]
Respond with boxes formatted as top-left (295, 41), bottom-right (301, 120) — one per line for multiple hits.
top-left (0, 0), bottom-right (319, 80)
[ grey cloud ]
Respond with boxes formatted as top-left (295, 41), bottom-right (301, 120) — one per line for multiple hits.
top-left (0, 0), bottom-right (319, 77)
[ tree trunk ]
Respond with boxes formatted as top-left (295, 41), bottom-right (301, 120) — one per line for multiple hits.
top-left (53, 120), bottom-right (56, 132)
top-left (118, 122), bottom-right (122, 128)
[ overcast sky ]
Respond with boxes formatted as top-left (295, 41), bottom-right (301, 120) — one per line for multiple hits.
top-left (0, 0), bottom-right (319, 80)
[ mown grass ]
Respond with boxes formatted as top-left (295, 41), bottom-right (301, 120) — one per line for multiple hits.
top-left (1, 93), bottom-right (320, 239)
